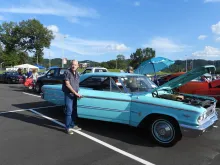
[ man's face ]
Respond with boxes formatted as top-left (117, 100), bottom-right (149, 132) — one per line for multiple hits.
top-left (71, 61), bottom-right (78, 71)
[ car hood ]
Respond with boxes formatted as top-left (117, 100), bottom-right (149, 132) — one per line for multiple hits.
top-left (152, 65), bottom-right (216, 92)
top-left (210, 79), bottom-right (220, 88)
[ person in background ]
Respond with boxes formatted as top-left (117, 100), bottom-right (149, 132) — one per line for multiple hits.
top-left (62, 60), bottom-right (82, 135)
top-left (126, 66), bottom-right (134, 73)
top-left (31, 68), bottom-right (38, 84)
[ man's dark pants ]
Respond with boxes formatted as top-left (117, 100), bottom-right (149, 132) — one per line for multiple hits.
top-left (64, 93), bottom-right (77, 130)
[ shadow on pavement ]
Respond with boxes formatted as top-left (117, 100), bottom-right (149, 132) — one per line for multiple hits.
top-left (0, 111), bottom-right (65, 132)
top-left (12, 101), bottom-right (57, 109)
top-left (12, 102), bottom-right (157, 148)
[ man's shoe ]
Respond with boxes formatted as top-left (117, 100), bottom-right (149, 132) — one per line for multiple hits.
top-left (67, 129), bottom-right (74, 135)
top-left (72, 125), bottom-right (82, 131)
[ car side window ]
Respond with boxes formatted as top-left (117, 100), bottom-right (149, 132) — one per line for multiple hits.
top-left (47, 69), bottom-right (56, 77)
top-left (80, 76), bottom-right (122, 92)
top-left (95, 69), bottom-right (107, 72)
top-left (60, 69), bottom-right (66, 75)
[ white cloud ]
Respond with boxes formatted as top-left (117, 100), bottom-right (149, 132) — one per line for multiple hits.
top-left (0, 0), bottom-right (99, 23)
top-left (211, 21), bottom-right (220, 34)
top-left (134, 1), bottom-right (140, 6)
top-left (0, 15), bottom-right (5, 20)
top-left (216, 37), bottom-right (220, 42)
top-left (192, 46), bottom-right (220, 57)
top-left (47, 25), bottom-right (129, 56)
top-left (144, 37), bottom-right (187, 53)
top-left (204, 0), bottom-right (220, 3)
top-left (47, 25), bottom-right (59, 33)
top-left (198, 35), bottom-right (207, 40)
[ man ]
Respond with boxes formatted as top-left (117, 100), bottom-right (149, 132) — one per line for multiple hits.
top-left (126, 66), bottom-right (134, 73)
top-left (62, 60), bottom-right (82, 135)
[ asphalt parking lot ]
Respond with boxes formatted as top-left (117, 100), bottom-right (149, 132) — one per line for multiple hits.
top-left (1, 83), bottom-right (220, 165)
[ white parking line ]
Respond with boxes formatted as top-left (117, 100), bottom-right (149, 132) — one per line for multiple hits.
top-left (28, 108), bottom-right (155, 165)
top-left (0, 109), bottom-right (27, 114)
top-left (0, 105), bottom-right (62, 115)
top-left (23, 92), bottom-right (41, 97)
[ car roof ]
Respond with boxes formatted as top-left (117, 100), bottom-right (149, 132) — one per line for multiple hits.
top-left (85, 67), bottom-right (107, 69)
top-left (80, 72), bottom-right (146, 82)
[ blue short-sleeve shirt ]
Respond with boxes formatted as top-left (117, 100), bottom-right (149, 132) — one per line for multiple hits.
top-left (62, 68), bottom-right (80, 94)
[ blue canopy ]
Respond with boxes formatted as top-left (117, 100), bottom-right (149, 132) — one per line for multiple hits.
top-left (34, 64), bottom-right (45, 69)
top-left (134, 57), bottom-right (175, 74)
top-left (49, 66), bottom-right (59, 69)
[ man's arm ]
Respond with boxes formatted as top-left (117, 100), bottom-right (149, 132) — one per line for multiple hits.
top-left (65, 80), bottom-right (78, 95)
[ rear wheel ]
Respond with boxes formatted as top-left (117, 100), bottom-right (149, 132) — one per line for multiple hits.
top-left (149, 116), bottom-right (181, 147)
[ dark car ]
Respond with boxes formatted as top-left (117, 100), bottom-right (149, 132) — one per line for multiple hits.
top-left (35, 68), bottom-right (67, 93)
top-left (0, 72), bottom-right (24, 84)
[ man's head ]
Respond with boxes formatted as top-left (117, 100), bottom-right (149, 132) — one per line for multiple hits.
top-left (70, 60), bottom-right (79, 72)
top-left (127, 66), bottom-right (134, 73)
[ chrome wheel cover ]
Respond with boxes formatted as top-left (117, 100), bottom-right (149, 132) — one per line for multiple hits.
top-left (152, 119), bottom-right (175, 143)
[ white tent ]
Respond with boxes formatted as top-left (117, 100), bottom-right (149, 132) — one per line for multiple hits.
top-left (14, 64), bottom-right (39, 72)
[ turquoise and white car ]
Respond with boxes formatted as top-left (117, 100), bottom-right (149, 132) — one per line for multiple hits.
top-left (41, 65), bottom-right (218, 146)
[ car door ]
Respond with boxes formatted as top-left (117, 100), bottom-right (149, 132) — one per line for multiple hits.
top-left (77, 76), bottom-right (131, 124)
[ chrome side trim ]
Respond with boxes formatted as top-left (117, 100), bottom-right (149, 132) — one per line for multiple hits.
top-left (78, 105), bottom-right (129, 112)
top-left (131, 100), bottom-right (199, 114)
top-left (82, 95), bottom-right (130, 102)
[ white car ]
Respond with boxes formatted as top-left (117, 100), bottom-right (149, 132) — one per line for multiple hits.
top-left (80, 67), bottom-right (108, 75)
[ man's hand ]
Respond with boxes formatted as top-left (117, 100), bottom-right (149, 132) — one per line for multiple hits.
top-left (75, 93), bottom-right (82, 98)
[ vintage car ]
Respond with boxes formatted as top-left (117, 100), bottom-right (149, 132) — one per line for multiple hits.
top-left (177, 79), bottom-right (220, 103)
top-left (41, 65), bottom-right (218, 147)
top-left (157, 72), bottom-right (220, 102)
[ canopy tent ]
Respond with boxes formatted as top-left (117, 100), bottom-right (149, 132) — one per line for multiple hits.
top-left (14, 64), bottom-right (39, 72)
top-left (49, 66), bottom-right (59, 69)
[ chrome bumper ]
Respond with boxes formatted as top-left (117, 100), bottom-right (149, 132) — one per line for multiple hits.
top-left (180, 112), bottom-right (218, 138)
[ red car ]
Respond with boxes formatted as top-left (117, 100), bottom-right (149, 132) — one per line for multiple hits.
top-left (176, 78), bottom-right (220, 103)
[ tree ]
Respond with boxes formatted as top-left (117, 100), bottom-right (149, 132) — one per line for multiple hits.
top-left (130, 48), bottom-right (156, 69)
top-left (117, 54), bottom-right (125, 60)
top-left (116, 54), bottom-right (127, 69)
top-left (0, 19), bottom-right (54, 65)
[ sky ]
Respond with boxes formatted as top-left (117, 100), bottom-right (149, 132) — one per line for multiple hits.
top-left (0, 0), bottom-right (220, 62)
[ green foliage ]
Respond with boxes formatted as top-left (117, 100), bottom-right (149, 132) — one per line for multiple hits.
top-left (0, 19), bottom-right (54, 66)
top-left (130, 47), bottom-right (156, 69)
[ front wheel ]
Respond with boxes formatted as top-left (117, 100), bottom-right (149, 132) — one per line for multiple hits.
top-left (149, 116), bottom-right (181, 147)
top-left (35, 82), bottom-right (42, 93)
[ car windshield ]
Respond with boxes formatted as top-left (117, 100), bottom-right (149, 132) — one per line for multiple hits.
top-left (120, 76), bottom-right (157, 93)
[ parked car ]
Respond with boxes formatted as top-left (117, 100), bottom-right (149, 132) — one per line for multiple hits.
top-left (35, 67), bottom-right (67, 93)
top-left (41, 65), bottom-right (218, 147)
top-left (0, 72), bottom-right (24, 84)
top-left (80, 67), bottom-right (108, 75)
top-left (156, 72), bottom-right (186, 85)
top-left (176, 79), bottom-right (220, 103)
top-left (156, 72), bottom-right (220, 103)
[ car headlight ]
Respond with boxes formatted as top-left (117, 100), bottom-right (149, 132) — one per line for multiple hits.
top-left (197, 112), bottom-right (207, 124)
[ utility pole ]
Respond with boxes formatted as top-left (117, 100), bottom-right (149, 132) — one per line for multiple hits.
top-left (62, 35), bottom-right (67, 68)
top-left (185, 55), bottom-right (187, 72)
top-left (49, 51), bottom-right (51, 68)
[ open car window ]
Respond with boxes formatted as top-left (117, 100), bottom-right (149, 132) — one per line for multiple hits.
top-left (95, 69), bottom-right (107, 72)
top-left (120, 76), bottom-right (157, 93)
top-left (80, 76), bottom-right (123, 93)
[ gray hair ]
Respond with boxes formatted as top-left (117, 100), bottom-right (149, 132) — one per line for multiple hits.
top-left (70, 59), bottom-right (78, 64)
